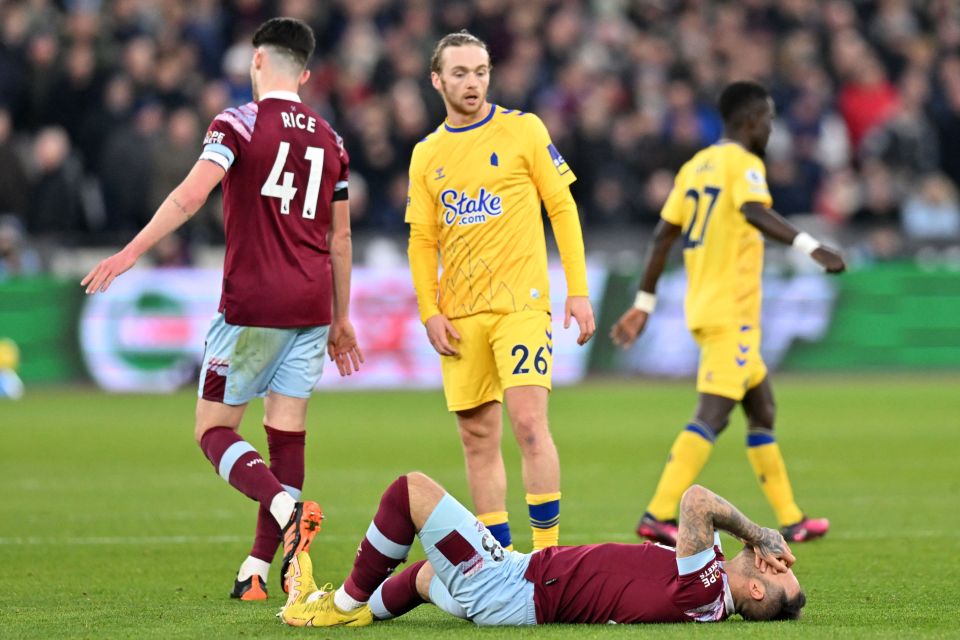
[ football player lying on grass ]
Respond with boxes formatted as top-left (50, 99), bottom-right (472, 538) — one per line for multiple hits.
top-left (280, 472), bottom-right (804, 627)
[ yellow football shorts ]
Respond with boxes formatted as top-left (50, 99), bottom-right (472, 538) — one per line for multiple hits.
top-left (692, 323), bottom-right (767, 401)
top-left (441, 310), bottom-right (553, 412)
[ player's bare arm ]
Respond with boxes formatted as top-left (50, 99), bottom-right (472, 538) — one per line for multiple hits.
top-left (327, 217), bottom-right (363, 375)
top-left (740, 202), bottom-right (846, 274)
top-left (81, 160), bottom-right (224, 294)
top-left (611, 220), bottom-right (682, 348)
top-left (327, 198), bottom-right (363, 376)
top-left (678, 484), bottom-right (795, 573)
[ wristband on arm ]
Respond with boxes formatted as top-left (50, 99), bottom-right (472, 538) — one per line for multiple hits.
top-left (633, 291), bottom-right (657, 313)
top-left (792, 232), bottom-right (821, 256)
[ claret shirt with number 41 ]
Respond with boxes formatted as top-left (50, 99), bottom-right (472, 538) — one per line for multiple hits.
top-left (199, 90), bottom-right (349, 328)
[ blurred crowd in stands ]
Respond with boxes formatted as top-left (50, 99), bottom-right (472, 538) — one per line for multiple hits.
top-left (2, 0), bottom-right (960, 277)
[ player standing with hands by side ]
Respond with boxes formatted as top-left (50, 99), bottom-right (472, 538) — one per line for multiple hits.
top-left (611, 81), bottom-right (845, 546)
top-left (82, 18), bottom-right (362, 600)
top-left (405, 31), bottom-right (595, 555)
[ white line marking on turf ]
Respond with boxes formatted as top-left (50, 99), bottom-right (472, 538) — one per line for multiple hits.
top-left (0, 533), bottom-right (362, 546)
top-left (0, 529), bottom-right (949, 546)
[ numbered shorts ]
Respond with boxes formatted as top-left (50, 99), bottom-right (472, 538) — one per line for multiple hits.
top-left (441, 310), bottom-right (553, 412)
top-left (692, 323), bottom-right (767, 401)
top-left (198, 313), bottom-right (328, 406)
top-left (420, 493), bottom-right (537, 626)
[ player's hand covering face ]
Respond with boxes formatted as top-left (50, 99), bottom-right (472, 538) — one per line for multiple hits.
top-left (750, 527), bottom-right (796, 574)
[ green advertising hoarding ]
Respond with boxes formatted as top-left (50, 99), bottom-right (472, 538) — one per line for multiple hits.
top-left (782, 263), bottom-right (960, 370)
top-left (0, 277), bottom-right (85, 383)
top-left (0, 262), bottom-right (957, 387)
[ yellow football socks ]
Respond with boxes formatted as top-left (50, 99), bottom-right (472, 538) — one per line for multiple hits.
top-left (527, 492), bottom-right (561, 550)
top-left (746, 432), bottom-right (804, 526)
top-left (646, 424), bottom-right (715, 521)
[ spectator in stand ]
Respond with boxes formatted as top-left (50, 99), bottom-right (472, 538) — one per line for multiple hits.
top-left (0, 215), bottom-right (41, 278)
top-left (0, 108), bottom-right (28, 221)
top-left (902, 173), bottom-right (960, 240)
top-left (0, 0), bottom-right (959, 252)
top-left (28, 126), bottom-right (85, 239)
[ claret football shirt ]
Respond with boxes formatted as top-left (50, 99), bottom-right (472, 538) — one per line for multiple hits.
top-left (524, 533), bottom-right (733, 624)
top-left (200, 90), bottom-right (349, 328)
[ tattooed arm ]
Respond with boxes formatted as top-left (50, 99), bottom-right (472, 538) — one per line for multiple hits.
top-left (677, 484), bottom-right (796, 573)
top-left (82, 160), bottom-right (224, 294)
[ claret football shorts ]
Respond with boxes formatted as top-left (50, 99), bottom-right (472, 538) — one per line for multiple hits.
top-left (440, 310), bottom-right (553, 412)
top-left (198, 313), bottom-right (329, 405)
top-left (692, 323), bottom-right (767, 401)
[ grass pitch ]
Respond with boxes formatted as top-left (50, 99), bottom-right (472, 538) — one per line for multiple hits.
top-left (2, 375), bottom-right (958, 639)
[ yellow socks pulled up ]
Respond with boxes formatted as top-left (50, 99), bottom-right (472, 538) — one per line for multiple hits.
top-left (646, 423), bottom-right (715, 521)
top-left (527, 492), bottom-right (561, 550)
top-left (746, 431), bottom-right (803, 526)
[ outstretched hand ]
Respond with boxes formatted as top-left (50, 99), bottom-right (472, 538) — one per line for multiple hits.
top-left (327, 319), bottom-right (364, 376)
top-left (610, 307), bottom-right (649, 349)
top-left (812, 246), bottom-right (846, 274)
top-left (81, 249), bottom-right (138, 294)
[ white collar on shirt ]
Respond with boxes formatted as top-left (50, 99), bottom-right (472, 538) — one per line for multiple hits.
top-left (260, 90), bottom-right (302, 103)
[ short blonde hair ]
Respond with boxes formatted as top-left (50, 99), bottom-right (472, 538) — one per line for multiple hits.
top-left (430, 30), bottom-right (490, 74)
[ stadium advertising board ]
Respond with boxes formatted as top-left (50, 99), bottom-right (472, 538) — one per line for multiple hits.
top-left (79, 266), bottom-right (608, 393)
top-left (607, 269), bottom-right (839, 376)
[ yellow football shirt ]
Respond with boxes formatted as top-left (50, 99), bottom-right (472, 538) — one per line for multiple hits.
top-left (405, 105), bottom-right (577, 319)
top-left (660, 141), bottom-right (773, 330)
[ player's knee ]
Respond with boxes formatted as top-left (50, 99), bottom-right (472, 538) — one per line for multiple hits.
top-left (694, 415), bottom-right (729, 437)
top-left (458, 428), bottom-right (499, 459)
top-left (405, 471), bottom-right (432, 489)
top-left (512, 418), bottom-right (553, 456)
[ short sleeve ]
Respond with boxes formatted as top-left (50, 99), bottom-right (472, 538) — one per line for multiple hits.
top-left (659, 169), bottom-right (687, 226)
top-left (673, 533), bottom-right (728, 622)
top-left (730, 153), bottom-right (773, 211)
top-left (527, 114), bottom-right (576, 200)
top-left (404, 143), bottom-right (434, 225)
top-left (199, 104), bottom-right (256, 172)
top-left (331, 126), bottom-right (350, 201)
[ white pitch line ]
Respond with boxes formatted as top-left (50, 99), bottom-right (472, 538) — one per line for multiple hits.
top-left (0, 533), bottom-right (361, 546)
top-left (0, 529), bottom-right (951, 547)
